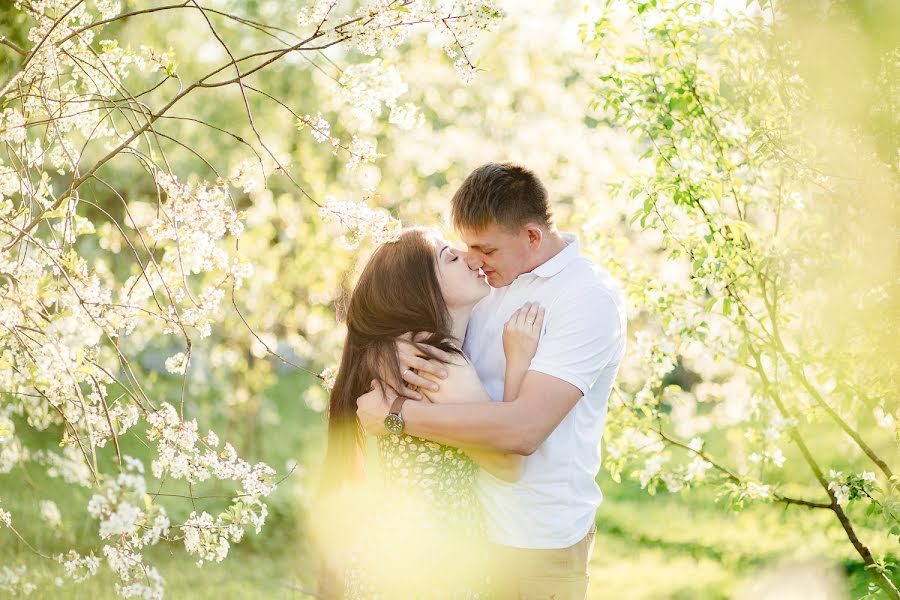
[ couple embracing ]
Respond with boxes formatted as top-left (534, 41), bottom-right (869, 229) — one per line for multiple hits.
top-left (319, 163), bottom-right (627, 599)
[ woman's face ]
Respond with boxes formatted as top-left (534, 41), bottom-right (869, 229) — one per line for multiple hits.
top-left (434, 239), bottom-right (489, 309)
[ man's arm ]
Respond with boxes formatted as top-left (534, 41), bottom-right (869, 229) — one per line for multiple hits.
top-left (355, 372), bottom-right (578, 456)
top-left (412, 303), bottom-right (543, 476)
top-left (358, 284), bottom-right (625, 454)
top-left (403, 371), bottom-right (583, 455)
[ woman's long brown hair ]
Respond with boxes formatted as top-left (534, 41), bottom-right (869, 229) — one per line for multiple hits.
top-left (320, 228), bottom-right (462, 493)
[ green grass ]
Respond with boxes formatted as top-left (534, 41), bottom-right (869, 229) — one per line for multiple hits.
top-left (1, 371), bottom-right (897, 599)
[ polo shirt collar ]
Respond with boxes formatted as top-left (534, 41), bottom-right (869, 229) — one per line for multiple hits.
top-left (529, 232), bottom-right (580, 279)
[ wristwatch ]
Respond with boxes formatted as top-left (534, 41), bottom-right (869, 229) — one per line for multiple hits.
top-left (383, 396), bottom-right (407, 435)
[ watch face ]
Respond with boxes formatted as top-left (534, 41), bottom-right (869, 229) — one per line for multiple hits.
top-left (384, 413), bottom-right (404, 435)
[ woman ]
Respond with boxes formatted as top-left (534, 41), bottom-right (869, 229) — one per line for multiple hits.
top-left (318, 227), bottom-right (544, 599)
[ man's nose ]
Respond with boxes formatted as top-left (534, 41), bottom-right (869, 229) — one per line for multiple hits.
top-left (464, 252), bottom-right (482, 270)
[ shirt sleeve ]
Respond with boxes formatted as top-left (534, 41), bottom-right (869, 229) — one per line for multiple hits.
top-left (527, 284), bottom-right (626, 395)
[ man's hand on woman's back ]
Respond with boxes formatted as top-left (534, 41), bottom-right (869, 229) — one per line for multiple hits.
top-left (393, 332), bottom-right (454, 400)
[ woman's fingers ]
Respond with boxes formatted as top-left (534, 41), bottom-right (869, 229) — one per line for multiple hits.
top-left (524, 302), bottom-right (540, 326)
top-left (532, 307), bottom-right (545, 331)
top-left (506, 303), bottom-right (546, 331)
top-left (514, 304), bottom-right (529, 328)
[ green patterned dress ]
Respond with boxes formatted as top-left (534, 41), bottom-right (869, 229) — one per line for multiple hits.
top-left (342, 433), bottom-right (490, 599)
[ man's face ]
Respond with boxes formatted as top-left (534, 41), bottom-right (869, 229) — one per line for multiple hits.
top-left (458, 223), bottom-right (534, 288)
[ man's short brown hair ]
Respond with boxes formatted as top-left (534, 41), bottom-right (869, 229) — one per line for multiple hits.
top-left (451, 162), bottom-right (552, 232)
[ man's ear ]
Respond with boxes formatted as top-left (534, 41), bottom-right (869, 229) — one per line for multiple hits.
top-left (525, 224), bottom-right (543, 248)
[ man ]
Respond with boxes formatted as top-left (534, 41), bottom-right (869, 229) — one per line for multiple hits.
top-left (356, 162), bottom-right (627, 599)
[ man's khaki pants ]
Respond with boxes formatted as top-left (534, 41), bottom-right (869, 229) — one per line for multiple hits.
top-left (489, 523), bottom-right (596, 599)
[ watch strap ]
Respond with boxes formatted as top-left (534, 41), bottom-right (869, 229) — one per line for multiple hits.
top-left (389, 395), bottom-right (407, 417)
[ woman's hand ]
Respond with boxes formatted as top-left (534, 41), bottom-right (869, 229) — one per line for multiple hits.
top-left (503, 302), bottom-right (545, 370)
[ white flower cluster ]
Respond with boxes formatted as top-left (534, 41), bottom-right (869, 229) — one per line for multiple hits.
top-left (12, 0), bottom-right (155, 163)
top-left (328, 0), bottom-right (502, 83)
top-left (139, 171), bottom-right (250, 338)
top-left (87, 459), bottom-right (168, 542)
top-left (0, 108), bottom-right (27, 144)
top-left (684, 455), bottom-right (712, 481)
top-left (638, 453), bottom-right (670, 489)
top-left (57, 550), bottom-right (101, 583)
top-left (296, 0), bottom-right (338, 28)
top-left (637, 452), bottom-right (712, 494)
top-left (181, 496), bottom-right (268, 566)
top-left (338, 60), bottom-right (423, 130)
top-left (319, 367), bottom-right (337, 390)
top-left (0, 565), bottom-right (36, 596)
top-left (37, 445), bottom-right (95, 488)
top-left (87, 400), bottom-right (142, 450)
top-left (827, 470), bottom-right (877, 506)
top-left (133, 44), bottom-right (174, 75)
top-left (148, 171), bottom-right (243, 267)
top-left (103, 543), bottom-right (164, 600)
top-left (144, 403), bottom-right (275, 563)
top-left (743, 481), bottom-right (771, 500)
top-left (747, 447), bottom-right (786, 468)
top-left (146, 403), bottom-right (276, 492)
top-left (346, 135), bottom-right (379, 171)
top-left (318, 195), bottom-right (402, 249)
top-left (297, 112), bottom-right (332, 144)
top-left (873, 403), bottom-right (896, 429)
top-left (605, 427), bottom-right (664, 462)
top-left (0, 414), bottom-right (24, 473)
top-left (296, 114), bottom-right (380, 171)
top-left (0, 499), bottom-right (11, 528)
top-left (40, 500), bottom-right (62, 527)
top-left (630, 330), bottom-right (677, 383)
top-left (828, 470), bottom-right (851, 506)
top-left (95, 0), bottom-right (122, 20)
top-left (86, 458), bottom-right (169, 598)
top-left (164, 351), bottom-right (189, 375)
top-left (228, 160), bottom-right (266, 194)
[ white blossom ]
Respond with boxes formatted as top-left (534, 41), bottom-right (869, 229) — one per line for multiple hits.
top-left (297, 112), bottom-right (332, 144)
top-left (684, 456), bottom-right (712, 481)
top-left (318, 196), bottom-right (402, 249)
top-left (346, 135), bottom-right (379, 171)
top-left (0, 565), bottom-right (36, 596)
top-left (744, 481), bottom-right (771, 500)
top-left (319, 367), bottom-right (336, 390)
top-left (639, 453), bottom-right (669, 488)
top-left (57, 550), bottom-right (101, 583)
top-left (40, 500), bottom-right (62, 527)
top-left (165, 352), bottom-right (188, 375)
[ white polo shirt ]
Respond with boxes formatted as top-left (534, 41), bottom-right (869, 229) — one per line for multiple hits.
top-left (463, 233), bottom-right (627, 549)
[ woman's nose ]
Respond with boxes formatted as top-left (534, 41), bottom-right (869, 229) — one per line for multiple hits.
top-left (464, 253), bottom-right (481, 270)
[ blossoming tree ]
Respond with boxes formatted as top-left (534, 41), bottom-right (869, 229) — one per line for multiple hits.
top-left (582, 0), bottom-right (898, 596)
top-left (0, 0), bottom-right (501, 596)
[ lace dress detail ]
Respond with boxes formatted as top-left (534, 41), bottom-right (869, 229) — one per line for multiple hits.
top-left (342, 434), bottom-right (490, 599)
